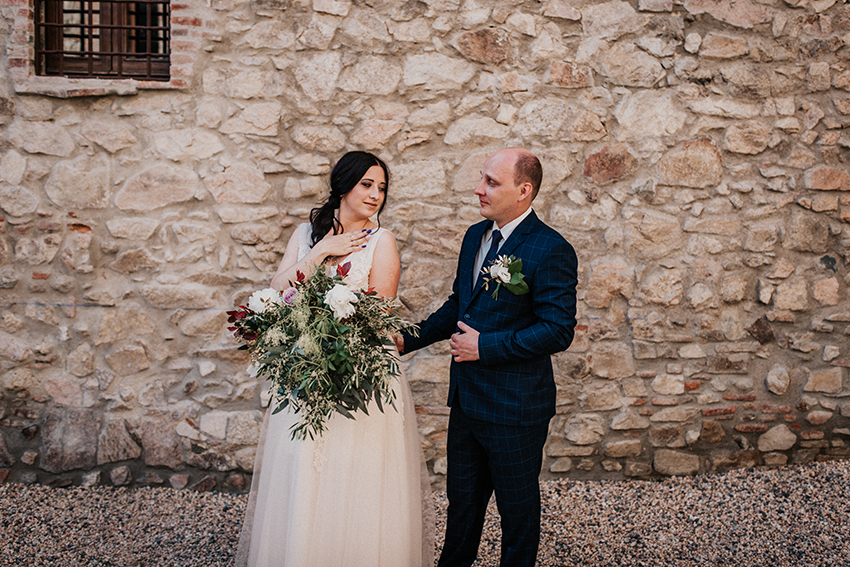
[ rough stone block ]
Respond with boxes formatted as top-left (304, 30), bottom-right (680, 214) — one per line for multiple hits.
top-left (807, 411), bottom-right (833, 426)
top-left (105, 345), bottom-right (150, 376)
top-left (650, 406), bottom-right (699, 422)
top-left (190, 475), bottom-right (217, 492)
top-left (758, 424), bottom-right (796, 452)
top-left (651, 374), bottom-right (684, 395)
top-left (700, 33), bottom-right (748, 59)
top-left (804, 368), bottom-right (843, 394)
top-left (657, 138), bottom-right (722, 188)
top-left (581, 1), bottom-right (644, 39)
top-left (700, 420), bottom-right (726, 443)
top-left (98, 418), bottom-right (142, 465)
top-left (549, 457), bottom-right (573, 473)
top-left (765, 365), bottom-right (790, 396)
top-left (115, 166), bottom-right (199, 211)
top-left (110, 466), bottom-right (132, 486)
top-left (140, 419), bottom-right (182, 470)
top-left (8, 120), bottom-right (74, 157)
top-left (610, 409), bottom-right (651, 430)
top-left (39, 407), bottom-right (100, 473)
top-left (710, 450), bottom-right (759, 473)
top-left (654, 449), bottom-right (700, 475)
top-left (589, 342), bottom-right (636, 379)
top-left (545, 61), bottom-right (594, 89)
top-left (684, 0), bottom-right (772, 29)
top-left (565, 414), bottom-right (606, 445)
top-left (624, 461), bottom-right (653, 477)
top-left (455, 28), bottom-right (509, 65)
top-left (649, 426), bottom-right (686, 448)
top-left (603, 439), bottom-right (643, 458)
top-left (746, 317), bottom-right (775, 344)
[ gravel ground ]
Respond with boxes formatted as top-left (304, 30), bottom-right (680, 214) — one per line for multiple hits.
top-left (2, 460), bottom-right (850, 566)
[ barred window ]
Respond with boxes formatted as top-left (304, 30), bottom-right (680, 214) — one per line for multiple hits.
top-left (35, 0), bottom-right (171, 81)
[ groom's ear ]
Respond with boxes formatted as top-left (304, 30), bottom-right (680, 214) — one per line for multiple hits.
top-left (517, 182), bottom-right (534, 202)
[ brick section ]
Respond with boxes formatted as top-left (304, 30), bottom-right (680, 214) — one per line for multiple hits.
top-left (723, 393), bottom-right (757, 402)
top-left (703, 406), bottom-right (737, 416)
top-left (761, 404), bottom-right (793, 413)
top-left (734, 423), bottom-right (769, 433)
top-left (172, 16), bottom-right (202, 26)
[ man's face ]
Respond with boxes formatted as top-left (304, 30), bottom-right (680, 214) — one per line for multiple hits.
top-left (474, 150), bottom-right (524, 228)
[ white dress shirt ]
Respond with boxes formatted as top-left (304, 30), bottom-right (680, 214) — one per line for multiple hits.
top-left (472, 207), bottom-right (534, 286)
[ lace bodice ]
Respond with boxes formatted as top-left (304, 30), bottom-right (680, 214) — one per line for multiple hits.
top-left (295, 223), bottom-right (383, 291)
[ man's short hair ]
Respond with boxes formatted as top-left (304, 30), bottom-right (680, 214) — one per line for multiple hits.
top-left (513, 151), bottom-right (543, 199)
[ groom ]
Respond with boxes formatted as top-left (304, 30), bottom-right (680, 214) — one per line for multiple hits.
top-left (400, 148), bottom-right (578, 566)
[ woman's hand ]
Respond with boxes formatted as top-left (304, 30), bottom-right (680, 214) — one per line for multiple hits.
top-left (316, 229), bottom-right (371, 260)
top-left (271, 227), bottom-right (376, 291)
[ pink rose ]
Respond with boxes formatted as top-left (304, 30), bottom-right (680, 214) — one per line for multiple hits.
top-left (282, 287), bottom-right (298, 305)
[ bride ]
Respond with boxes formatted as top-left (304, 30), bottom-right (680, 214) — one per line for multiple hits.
top-left (235, 151), bottom-right (434, 567)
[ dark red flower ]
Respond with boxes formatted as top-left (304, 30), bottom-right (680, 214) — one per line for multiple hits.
top-left (227, 309), bottom-right (249, 323)
top-left (337, 262), bottom-right (351, 277)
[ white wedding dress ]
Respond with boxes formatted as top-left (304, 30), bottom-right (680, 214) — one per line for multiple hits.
top-left (236, 223), bottom-right (434, 567)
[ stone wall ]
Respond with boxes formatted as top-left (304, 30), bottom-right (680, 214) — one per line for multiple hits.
top-left (1, 0), bottom-right (850, 491)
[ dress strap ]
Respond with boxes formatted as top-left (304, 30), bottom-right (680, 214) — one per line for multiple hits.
top-left (363, 227), bottom-right (384, 263)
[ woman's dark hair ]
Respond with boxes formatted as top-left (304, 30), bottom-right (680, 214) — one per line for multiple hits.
top-left (309, 151), bottom-right (390, 246)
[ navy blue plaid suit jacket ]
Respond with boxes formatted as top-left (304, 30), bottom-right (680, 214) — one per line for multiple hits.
top-left (404, 210), bottom-right (578, 426)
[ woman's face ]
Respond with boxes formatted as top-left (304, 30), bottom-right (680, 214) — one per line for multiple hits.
top-left (340, 165), bottom-right (386, 222)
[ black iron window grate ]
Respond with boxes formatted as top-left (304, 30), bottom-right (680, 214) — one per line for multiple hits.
top-left (35, 0), bottom-right (171, 81)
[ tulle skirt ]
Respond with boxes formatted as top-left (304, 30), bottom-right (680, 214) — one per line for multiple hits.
top-left (236, 372), bottom-right (434, 567)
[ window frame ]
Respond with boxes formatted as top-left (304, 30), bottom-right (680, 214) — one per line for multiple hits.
top-left (34, 0), bottom-right (171, 81)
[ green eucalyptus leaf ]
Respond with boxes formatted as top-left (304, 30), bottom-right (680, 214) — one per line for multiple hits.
top-left (335, 405), bottom-right (355, 420)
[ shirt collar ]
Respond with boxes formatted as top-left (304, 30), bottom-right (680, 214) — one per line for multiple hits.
top-left (486, 207), bottom-right (533, 245)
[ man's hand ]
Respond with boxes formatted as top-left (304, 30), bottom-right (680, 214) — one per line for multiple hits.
top-left (393, 334), bottom-right (405, 354)
top-left (450, 322), bottom-right (480, 362)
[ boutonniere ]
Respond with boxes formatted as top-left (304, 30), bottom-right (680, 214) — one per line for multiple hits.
top-left (481, 255), bottom-right (530, 300)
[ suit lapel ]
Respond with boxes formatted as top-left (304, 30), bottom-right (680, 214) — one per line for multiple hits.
top-left (465, 211), bottom-right (538, 306)
top-left (495, 210), bottom-right (537, 261)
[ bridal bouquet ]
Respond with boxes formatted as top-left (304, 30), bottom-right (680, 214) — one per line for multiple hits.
top-left (226, 262), bottom-right (417, 440)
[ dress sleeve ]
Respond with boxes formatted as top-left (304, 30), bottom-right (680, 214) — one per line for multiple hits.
top-left (296, 223), bottom-right (313, 262)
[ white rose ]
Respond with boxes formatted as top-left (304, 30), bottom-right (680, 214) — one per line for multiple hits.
top-left (491, 264), bottom-right (512, 284)
top-left (324, 284), bottom-right (358, 319)
top-left (248, 288), bottom-right (283, 313)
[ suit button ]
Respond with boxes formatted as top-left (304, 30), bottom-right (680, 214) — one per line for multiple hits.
top-left (463, 314), bottom-right (470, 321)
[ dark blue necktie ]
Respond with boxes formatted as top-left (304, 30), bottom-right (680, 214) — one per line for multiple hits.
top-left (477, 230), bottom-right (502, 287)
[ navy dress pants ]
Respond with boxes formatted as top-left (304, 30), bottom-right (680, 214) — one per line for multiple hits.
top-left (437, 401), bottom-right (550, 567)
